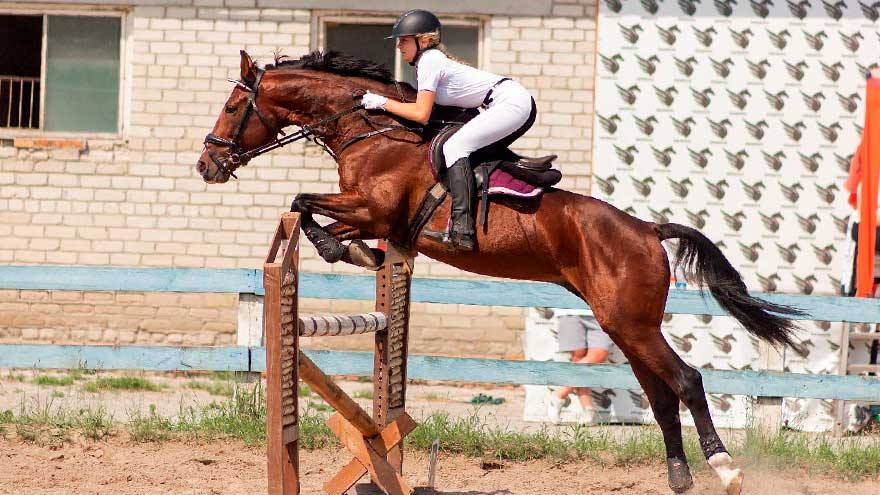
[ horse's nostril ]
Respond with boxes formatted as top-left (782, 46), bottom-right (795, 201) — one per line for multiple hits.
top-left (197, 161), bottom-right (207, 174)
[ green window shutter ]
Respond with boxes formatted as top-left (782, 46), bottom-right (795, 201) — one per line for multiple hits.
top-left (44, 15), bottom-right (120, 133)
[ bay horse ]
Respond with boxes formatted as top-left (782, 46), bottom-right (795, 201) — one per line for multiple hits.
top-left (198, 51), bottom-right (804, 495)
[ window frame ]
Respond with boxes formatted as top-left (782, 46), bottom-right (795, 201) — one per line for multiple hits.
top-left (0, 5), bottom-right (128, 139)
top-left (312, 11), bottom-right (488, 82)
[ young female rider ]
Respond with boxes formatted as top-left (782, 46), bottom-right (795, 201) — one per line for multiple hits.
top-left (361, 9), bottom-right (537, 251)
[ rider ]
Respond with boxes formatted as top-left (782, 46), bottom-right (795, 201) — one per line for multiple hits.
top-left (361, 9), bottom-right (537, 251)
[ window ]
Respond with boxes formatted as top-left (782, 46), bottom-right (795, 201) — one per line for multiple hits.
top-left (0, 12), bottom-right (122, 134)
top-left (319, 15), bottom-right (482, 87)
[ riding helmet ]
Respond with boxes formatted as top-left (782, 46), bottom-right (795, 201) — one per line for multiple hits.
top-left (386, 9), bottom-right (441, 39)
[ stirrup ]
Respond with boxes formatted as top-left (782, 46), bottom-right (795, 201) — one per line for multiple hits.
top-left (421, 229), bottom-right (474, 252)
top-left (451, 232), bottom-right (475, 251)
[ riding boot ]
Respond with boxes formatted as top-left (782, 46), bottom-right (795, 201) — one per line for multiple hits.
top-left (447, 157), bottom-right (476, 251)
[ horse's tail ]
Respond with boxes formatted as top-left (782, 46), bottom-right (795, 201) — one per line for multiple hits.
top-left (656, 222), bottom-right (806, 349)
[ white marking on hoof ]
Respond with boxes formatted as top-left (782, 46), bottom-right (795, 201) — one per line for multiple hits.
top-left (708, 452), bottom-right (743, 495)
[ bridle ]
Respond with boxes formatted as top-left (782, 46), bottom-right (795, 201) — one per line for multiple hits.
top-left (203, 68), bottom-right (421, 180)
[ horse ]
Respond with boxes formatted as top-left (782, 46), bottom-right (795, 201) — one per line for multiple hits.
top-left (198, 50), bottom-right (804, 495)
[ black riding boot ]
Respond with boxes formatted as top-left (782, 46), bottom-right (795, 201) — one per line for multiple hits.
top-left (447, 157), bottom-right (476, 251)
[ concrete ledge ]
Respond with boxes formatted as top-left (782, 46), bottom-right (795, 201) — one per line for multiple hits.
top-left (7, 0), bottom-right (554, 15)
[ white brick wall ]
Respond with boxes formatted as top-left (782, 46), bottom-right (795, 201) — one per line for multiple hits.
top-left (0, 0), bottom-right (597, 357)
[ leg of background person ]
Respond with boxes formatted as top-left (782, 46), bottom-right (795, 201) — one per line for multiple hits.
top-left (573, 348), bottom-right (610, 409)
top-left (553, 348), bottom-right (587, 401)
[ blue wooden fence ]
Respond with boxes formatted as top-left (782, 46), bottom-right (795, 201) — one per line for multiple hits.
top-left (1, 265), bottom-right (879, 402)
top-left (3, 265), bottom-right (880, 322)
top-left (2, 344), bottom-right (879, 401)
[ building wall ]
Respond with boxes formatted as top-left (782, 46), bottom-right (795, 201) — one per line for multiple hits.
top-left (0, 0), bottom-right (597, 358)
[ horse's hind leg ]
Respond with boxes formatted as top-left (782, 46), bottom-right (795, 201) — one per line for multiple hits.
top-left (628, 358), bottom-right (693, 493)
top-left (617, 330), bottom-right (744, 494)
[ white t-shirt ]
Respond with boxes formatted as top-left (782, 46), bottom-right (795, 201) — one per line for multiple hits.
top-left (416, 49), bottom-right (503, 108)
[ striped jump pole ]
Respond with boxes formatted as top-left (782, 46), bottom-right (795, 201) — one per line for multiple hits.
top-left (264, 213), bottom-right (415, 495)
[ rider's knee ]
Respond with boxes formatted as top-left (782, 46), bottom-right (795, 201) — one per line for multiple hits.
top-left (442, 138), bottom-right (469, 166)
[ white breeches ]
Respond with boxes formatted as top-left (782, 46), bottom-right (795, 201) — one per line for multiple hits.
top-left (442, 80), bottom-right (533, 166)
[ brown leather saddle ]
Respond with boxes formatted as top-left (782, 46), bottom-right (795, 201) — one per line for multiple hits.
top-left (401, 106), bottom-right (562, 248)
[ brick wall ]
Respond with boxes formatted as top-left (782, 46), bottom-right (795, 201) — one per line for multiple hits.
top-left (0, 0), bottom-right (597, 358)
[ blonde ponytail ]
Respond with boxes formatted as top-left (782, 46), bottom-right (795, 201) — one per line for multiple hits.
top-left (417, 31), bottom-right (468, 65)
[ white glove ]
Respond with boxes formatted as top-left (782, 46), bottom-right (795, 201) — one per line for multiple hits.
top-left (361, 92), bottom-right (388, 110)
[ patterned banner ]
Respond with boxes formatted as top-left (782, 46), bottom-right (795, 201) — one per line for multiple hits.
top-left (522, 1), bottom-right (878, 431)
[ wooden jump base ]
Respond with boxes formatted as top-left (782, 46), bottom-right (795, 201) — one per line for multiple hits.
top-left (264, 213), bottom-right (415, 495)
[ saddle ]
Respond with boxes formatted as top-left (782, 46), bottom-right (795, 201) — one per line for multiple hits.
top-left (428, 122), bottom-right (562, 227)
top-left (400, 105), bottom-right (562, 249)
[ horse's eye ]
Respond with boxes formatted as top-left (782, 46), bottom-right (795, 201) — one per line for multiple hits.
top-left (225, 105), bottom-right (236, 113)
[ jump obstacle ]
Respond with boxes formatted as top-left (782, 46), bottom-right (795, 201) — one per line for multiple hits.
top-left (264, 212), bottom-right (416, 495)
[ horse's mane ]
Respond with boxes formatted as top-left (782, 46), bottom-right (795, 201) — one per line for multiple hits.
top-left (267, 51), bottom-right (396, 84)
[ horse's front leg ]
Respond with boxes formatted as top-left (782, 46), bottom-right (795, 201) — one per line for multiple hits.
top-left (290, 192), bottom-right (386, 267)
top-left (324, 221), bottom-right (376, 242)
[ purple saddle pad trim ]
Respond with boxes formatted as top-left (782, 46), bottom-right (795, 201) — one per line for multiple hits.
top-left (487, 168), bottom-right (543, 197)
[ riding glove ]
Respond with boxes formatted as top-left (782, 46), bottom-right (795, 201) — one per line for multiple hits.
top-left (362, 92), bottom-right (388, 110)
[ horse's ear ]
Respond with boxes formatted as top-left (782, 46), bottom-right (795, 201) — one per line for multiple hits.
top-left (240, 50), bottom-right (256, 85)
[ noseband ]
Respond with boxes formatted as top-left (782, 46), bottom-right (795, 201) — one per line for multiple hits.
top-left (203, 68), bottom-right (288, 179)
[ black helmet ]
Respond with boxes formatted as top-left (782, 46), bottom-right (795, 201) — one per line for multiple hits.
top-left (386, 9), bottom-right (441, 39)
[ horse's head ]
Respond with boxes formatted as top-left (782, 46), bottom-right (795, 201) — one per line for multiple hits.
top-left (197, 51), bottom-right (288, 183)
top-left (198, 50), bottom-right (406, 184)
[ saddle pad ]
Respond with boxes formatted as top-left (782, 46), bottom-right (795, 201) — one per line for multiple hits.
top-left (429, 130), bottom-right (544, 198)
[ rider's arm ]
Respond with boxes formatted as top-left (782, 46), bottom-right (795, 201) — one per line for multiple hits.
top-left (382, 90), bottom-right (435, 125)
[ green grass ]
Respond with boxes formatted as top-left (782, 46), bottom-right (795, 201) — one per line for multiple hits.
top-left (186, 381), bottom-right (234, 397)
top-left (307, 401), bottom-right (335, 413)
top-left (83, 376), bottom-right (161, 393)
top-left (1, 386), bottom-right (878, 480)
top-left (6, 372), bottom-right (26, 382)
top-left (127, 405), bottom-right (174, 442)
top-left (2, 396), bottom-right (113, 444)
top-left (737, 427), bottom-right (880, 479)
top-left (353, 390), bottom-right (373, 400)
top-left (33, 375), bottom-right (75, 387)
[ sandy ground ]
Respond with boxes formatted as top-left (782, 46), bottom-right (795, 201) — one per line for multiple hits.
top-left (1, 437), bottom-right (878, 495)
top-left (1, 370), bottom-right (879, 494)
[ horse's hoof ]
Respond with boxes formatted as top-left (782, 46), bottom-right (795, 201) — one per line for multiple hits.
top-left (725, 470), bottom-right (743, 495)
top-left (708, 452), bottom-right (742, 495)
top-left (342, 240), bottom-right (384, 270)
top-left (666, 457), bottom-right (694, 493)
top-left (317, 243), bottom-right (346, 263)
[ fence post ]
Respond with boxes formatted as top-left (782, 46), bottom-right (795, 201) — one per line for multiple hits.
top-left (833, 321), bottom-right (853, 436)
top-left (265, 214), bottom-right (301, 495)
top-left (237, 292), bottom-right (264, 383)
top-left (373, 243), bottom-right (414, 474)
top-left (753, 340), bottom-right (784, 433)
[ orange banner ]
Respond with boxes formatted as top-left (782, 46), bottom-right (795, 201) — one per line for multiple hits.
top-left (856, 77), bottom-right (880, 297)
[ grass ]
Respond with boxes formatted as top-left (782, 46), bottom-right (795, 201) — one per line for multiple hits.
top-left (6, 372), bottom-right (26, 382)
top-left (83, 376), bottom-right (161, 393)
top-left (186, 380), bottom-right (234, 397)
top-left (33, 375), bottom-right (76, 387)
top-left (738, 427), bottom-right (880, 480)
top-left (1, 386), bottom-right (878, 480)
top-left (2, 395), bottom-right (113, 444)
top-left (352, 390), bottom-right (373, 400)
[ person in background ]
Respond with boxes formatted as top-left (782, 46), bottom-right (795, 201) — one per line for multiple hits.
top-left (542, 308), bottom-right (612, 425)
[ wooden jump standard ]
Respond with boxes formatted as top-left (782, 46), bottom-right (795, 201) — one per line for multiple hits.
top-left (264, 213), bottom-right (416, 495)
